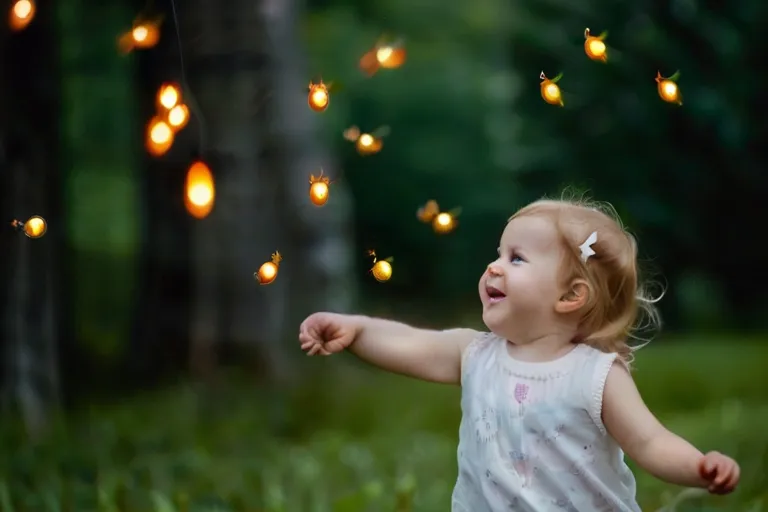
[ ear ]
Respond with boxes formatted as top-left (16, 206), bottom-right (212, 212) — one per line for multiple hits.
top-left (555, 279), bottom-right (590, 314)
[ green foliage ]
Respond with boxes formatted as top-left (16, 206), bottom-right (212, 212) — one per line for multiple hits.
top-left (58, 2), bottom-right (140, 359)
top-left (1, 338), bottom-right (766, 511)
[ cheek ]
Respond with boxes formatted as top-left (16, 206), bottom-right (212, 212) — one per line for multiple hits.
top-left (477, 272), bottom-right (488, 297)
top-left (505, 270), bottom-right (541, 294)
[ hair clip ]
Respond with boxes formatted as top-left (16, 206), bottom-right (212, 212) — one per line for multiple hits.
top-left (579, 231), bottom-right (598, 263)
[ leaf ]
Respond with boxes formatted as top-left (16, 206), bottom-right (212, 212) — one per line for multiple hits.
top-left (150, 491), bottom-right (177, 512)
top-left (0, 481), bottom-right (14, 512)
top-left (332, 490), bottom-right (369, 512)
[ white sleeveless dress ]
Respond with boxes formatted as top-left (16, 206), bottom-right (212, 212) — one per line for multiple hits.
top-left (451, 332), bottom-right (641, 511)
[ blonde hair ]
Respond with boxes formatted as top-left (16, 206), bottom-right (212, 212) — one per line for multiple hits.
top-left (509, 193), bottom-right (663, 366)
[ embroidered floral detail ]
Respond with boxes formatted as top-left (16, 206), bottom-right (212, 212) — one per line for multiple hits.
top-left (509, 450), bottom-right (532, 487)
top-left (569, 444), bottom-right (596, 475)
top-left (592, 492), bottom-right (613, 510)
top-left (554, 498), bottom-right (578, 511)
top-left (473, 407), bottom-right (499, 442)
top-left (514, 383), bottom-right (529, 403)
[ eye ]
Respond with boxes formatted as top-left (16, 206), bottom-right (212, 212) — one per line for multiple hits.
top-left (510, 252), bottom-right (525, 264)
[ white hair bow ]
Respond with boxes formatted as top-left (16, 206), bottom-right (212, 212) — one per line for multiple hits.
top-left (579, 231), bottom-right (598, 263)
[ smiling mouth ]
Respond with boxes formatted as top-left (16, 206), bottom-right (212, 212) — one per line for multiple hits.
top-left (485, 285), bottom-right (506, 303)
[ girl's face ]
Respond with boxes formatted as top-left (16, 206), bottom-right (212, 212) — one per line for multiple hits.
top-left (478, 215), bottom-right (567, 339)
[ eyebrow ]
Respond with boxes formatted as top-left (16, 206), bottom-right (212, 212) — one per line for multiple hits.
top-left (498, 245), bottom-right (526, 255)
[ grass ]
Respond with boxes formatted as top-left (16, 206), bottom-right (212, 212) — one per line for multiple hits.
top-left (1, 335), bottom-right (767, 511)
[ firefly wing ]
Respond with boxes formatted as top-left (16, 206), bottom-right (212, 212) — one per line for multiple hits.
top-left (326, 81), bottom-right (344, 93)
top-left (417, 200), bottom-right (439, 222)
top-left (343, 126), bottom-right (360, 141)
top-left (372, 125), bottom-right (391, 138)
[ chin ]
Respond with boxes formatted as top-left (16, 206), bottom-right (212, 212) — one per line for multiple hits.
top-left (481, 308), bottom-right (504, 332)
top-left (482, 302), bottom-right (516, 332)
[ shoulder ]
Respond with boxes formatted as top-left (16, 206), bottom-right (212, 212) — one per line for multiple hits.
top-left (459, 331), bottom-right (499, 377)
top-left (574, 345), bottom-right (627, 435)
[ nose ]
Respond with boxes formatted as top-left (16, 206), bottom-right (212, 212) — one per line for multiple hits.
top-left (487, 264), bottom-right (503, 277)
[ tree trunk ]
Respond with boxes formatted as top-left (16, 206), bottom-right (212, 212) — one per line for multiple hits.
top-left (0, 0), bottom-right (62, 439)
top-left (180, 0), bottom-right (356, 387)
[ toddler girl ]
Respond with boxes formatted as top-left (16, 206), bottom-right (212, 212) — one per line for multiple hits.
top-left (298, 198), bottom-right (739, 511)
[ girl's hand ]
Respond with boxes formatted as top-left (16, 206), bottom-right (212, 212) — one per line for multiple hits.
top-left (699, 451), bottom-right (740, 494)
top-left (299, 312), bottom-right (358, 356)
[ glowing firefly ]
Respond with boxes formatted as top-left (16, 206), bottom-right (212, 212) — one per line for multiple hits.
top-left (308, 80), bottom-right (331, 112)
top-left (9, 0), bottom-right (35, 32)
top-left (308, 169), bottom-right (332, 207)
top-left (254, 251), bottom-right (282, 286)
top-left (10, 215), bottom-right (47, 239)
top-left (416, 200), bottom-right (461, 234)
top-left (367, 250), bottom-right (393, 283)
top-left (359, 36), bottom-right (407, 77)
top-left (584, 28), bottom-right (608, 63)
top-left (118, 16), bottom-right (162, 53)
top-left (343, 125), bottom-right (390, 156)
top-left (540, 72), bottom-right (564, 107)
top-left (656, 71), bottom-right (682, 105)
top-left (375, 41), bottom-right (407, 69)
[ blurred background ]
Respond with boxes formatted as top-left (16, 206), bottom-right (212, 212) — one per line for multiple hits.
top-left (1, 0), bottom-right (767, 509)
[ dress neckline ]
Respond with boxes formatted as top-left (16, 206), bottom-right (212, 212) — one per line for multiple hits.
top-left (494, 334), bottom-right (587, 380)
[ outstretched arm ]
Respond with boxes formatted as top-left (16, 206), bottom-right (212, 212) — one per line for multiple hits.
top-left (349, 316), bottom-right (477, 385)
top-left (602, 362), bottom-right (739, 493)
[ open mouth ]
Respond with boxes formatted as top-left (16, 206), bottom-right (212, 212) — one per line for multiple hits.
top-left (485, 285), bottom-right (506, 303)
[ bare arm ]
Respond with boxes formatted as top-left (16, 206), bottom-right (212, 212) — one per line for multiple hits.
top-left (348, 315), bottom-right (477, 385)
top-left (602, 362), bottom-right (707, 488)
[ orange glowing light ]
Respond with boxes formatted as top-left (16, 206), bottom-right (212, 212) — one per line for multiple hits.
top-left (167, 104), bottom-right (189, 130)
top-left (254, 252), bottom-right (282, 285)
top-left (584, 28), bottom-right (608, 63)
top-left (308, 80), bottom-right (330, 112)
top-left (184, 161), bottom-right (215, 219)
top-left (433, 212), bottom-right (457, 234)
top-left (343, 125), bottom-right (389, 156)
top-left (309, 170), bottom-right (332, 207)
top-left (146, 117), bottom-right (174, 156)
top-left (157, 83), bottom-right (181, 110)
top-left (367, 250), bottom-right (393, 283)
top-left (656, 71), bottom-right (682, 105)
top-left (416, 200), bottom-right (460, 234)
top-left (9, 0), bottom-right (34, 31)
top-left (539, 71), bottom-right (564, 107)
top-left (375, 44), bottom-right (406, 69)
top-left (131, 21), bottom-right (160, 49)
top-left (10, 215), bottom-right (46, 239)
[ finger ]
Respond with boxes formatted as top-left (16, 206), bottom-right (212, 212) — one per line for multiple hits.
top-left (300, 341), bottom-right (315, 351)
top-left (701, 461), bottom-right (716, 478)
top-left (725, 465), bottom-right (740, 490)
top-left (714, 465), bottom-right (730, 486)
top-left (308, 344), bottom-right (323, 356)
top-left (318, 347), bottom-right (332, 356)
